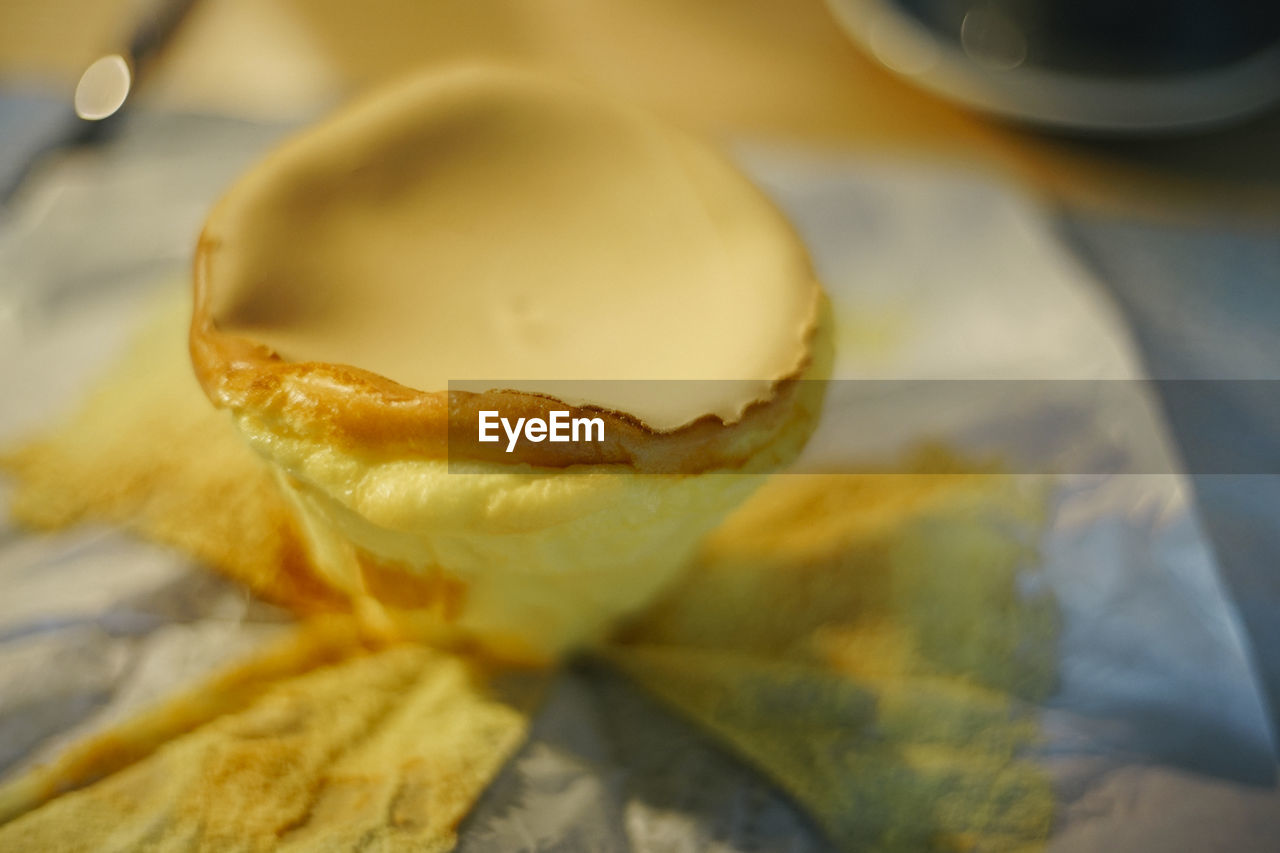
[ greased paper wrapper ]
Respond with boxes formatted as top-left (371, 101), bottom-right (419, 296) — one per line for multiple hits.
top-left (0, 116), bottom-right (1276, 850)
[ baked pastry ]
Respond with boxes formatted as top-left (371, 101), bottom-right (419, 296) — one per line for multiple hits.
top-left (190, 65), bottom-right (832, 661)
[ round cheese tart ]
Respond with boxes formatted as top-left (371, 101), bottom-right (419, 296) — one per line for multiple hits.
top-left (191, 66), bottom-right (831, 661)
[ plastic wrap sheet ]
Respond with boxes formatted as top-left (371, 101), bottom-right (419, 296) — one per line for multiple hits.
top-left (0, 116), bottom-right (1275, 850)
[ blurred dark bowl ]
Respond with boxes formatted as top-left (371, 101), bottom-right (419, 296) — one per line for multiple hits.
top-left (827, 0), bottom-right (1280, 134)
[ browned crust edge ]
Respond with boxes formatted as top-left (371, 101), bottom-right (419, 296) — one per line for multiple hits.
top-left (190, 231), bottom-right (829, 476)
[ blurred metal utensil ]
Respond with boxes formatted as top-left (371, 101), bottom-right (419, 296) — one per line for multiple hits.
top-left (0, 0), bottom-right (201, 206)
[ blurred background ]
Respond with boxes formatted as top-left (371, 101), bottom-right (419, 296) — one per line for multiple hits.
top-left (3, 0), bottom-right (1280, 209)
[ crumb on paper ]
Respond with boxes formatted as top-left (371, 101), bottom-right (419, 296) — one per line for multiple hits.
top-left (1, 294), bottom-right (344, 614)
top-left (608, 466), bottom-right (1058, 850)
top-left (2, 292), bottom-right (1059, 852)
top-left (0, 619), bottom-right (544, 851)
